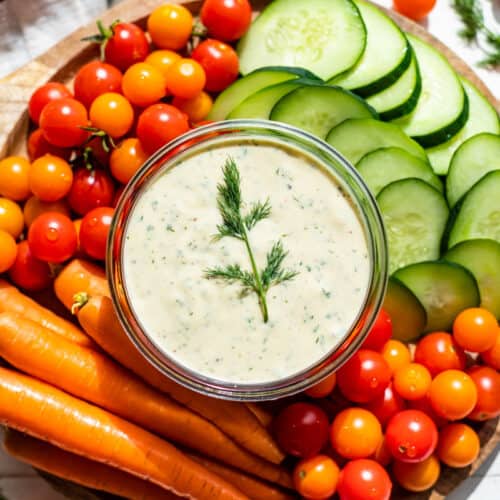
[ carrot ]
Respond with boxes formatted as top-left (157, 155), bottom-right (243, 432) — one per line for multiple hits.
top-left (54, 259), bottom-right (109, 311)
top-left (77, 295), bottom-right (286, 466)
top-left (246, 403), bottom-right (274, 428)
top-left (0, 279), bottom-right (95, 350)
top-left (0, 366), bottom-right (247, 499)
top-left (4, 430), bottom-right (180, 500)
top-left (0, 312), bottom-right (291, 488)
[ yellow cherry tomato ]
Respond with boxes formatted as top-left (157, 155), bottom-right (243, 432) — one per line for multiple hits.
top-left (393, 455), bottom-right (440, 492)
top-left (147, 4), bottom-right (193, 50)
top-left (0, 156), bottom-right (31, 201)
top-left (0, 230), bottom-right (17, 272)
top-left (0, 197), bottom-right (24, 238)
top-left (172, 91), bottom-right (213, 123)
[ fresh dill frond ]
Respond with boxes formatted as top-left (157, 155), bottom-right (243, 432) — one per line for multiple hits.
top-left (261, 241), bottom-right (299, 291)
top-left (244, 199), bottom-right (272, 230)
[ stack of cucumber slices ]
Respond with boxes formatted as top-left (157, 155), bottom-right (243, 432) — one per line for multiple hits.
top-left (210, 0), bottom-right (500, 341)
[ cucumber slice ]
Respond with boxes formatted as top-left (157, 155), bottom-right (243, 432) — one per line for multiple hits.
top-left (270, 85), bottom-right (376, 139)
top-left (394, 261), bottom-right (480, 332)
top-left (446, 170), bottom-right (500, 249)
top-left (445, 239), bottom-right (500, 319)
top-left (446, 133), bottom-right (500, 207)
top-left (366, 50), bottom-right (421, 121)
top-left (237, 0), bottom-right (366, 80)
top-left (383, 277), bottom-right (427, 341)
top-left (356, 147), bottom-right (443, 197)
top-left (391, 34), bottom-right (468, 148)
top-left (331, 0), bottom-right (411, 97)
top-left (208, 66), bottom-right (320, 121)
top-left (426, 77), bottom-right (500, 175)
top-left (326, 118), bottom-right (427, 165)
top-left (377, 179), bottom-right (449, 274)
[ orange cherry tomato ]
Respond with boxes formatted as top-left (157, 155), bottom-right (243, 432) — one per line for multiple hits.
top-left (166, 58), bottom-right (206, 99)
top-left (330, 407), bottom-right (382, 460)
top-left (110, 137), bottom-right (149, 185)
top-left (392, 455), bottom-right (440, 492)
top-left (23, 196), bottom-right (71, 228)
top-left (453, 307), bottom-right (498, 353)
top-left (305, 372), bottom-right (337, 399)
top-left (29, 154), bottom-right (73, 202)
top-left (437, 423), bottom-right (480, 468)
top-left (89, 92), bottom-right (134, 138)
top-left (0, 197), bottom-right (24, 239)
top-left (381, 339), bottom-right (411, 374)
top-left (147, 4), bottom-right (193, 50)
top-left (145, 50), bottom-right (182, 79)
top-left (481, 328), bottom-right (500, 370)
top-left (0, 230), bottom-right (17, 273)
top-left (467, 365), bottom-right (500, 421)
top-left (393, 0), bottom-right (436, 21)
top-left (0, 156), bottom-right (31, 201)
top-left (428, 369), bottom-right (477, 421)
top-left (122, 63), bottom-right (166, 107)
top-left (172, 91), bottom-right (213, 123)
top-left (293, 455), bottom-right (340, 500)
top-left (393, 363), bottom-right (432, 401)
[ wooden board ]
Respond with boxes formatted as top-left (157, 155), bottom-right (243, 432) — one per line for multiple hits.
top-left (0, 1), bottom-right (498, 498)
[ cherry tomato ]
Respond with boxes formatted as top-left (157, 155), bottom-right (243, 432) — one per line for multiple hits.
top-left (80, 135), bottom-right (111, 169)
top-left (28, 212), bottom-right (77, 263)
top-left (110, 137), bottom-right (149, 184)
top-left (393, 0), bottom-right (437, 21)
top-left (305, 372), bottom-right (337, 399)
top-left (191, 39), bottom-right (239, 92)
top-left (28, 82), bottom-right (72, 124)
top-left (373, 437), bottom-right (392, 467)
top-left (89, 92), bottom-right (134, 138)
top-left (0, 197), bottom-right (24, 239)
top-left (393, 363), bottom-right (432, 401)
top-left (147, 4), bottom-right (193, 50)
top-left (166, 58), bottom-right (206, 99)
top-left (467, 365), bottom-right (500, 421)
top-left (330, 408), bottom-right (382, 459)
top-left (481, 328), bottom-right (500, 370)
top-left (121, 63), bottom-right (166, 108)
top-left (437, 423), bottom-right (480, 467)
top-left (103, 22), bottom-right (150, 71)
top-left (0, 230), bottom-right (17, 273)
top-left (337, 349), bottom-right (391, 403)
top-left (381, 339), bottom-right (411, 374)
top-left (293, 455), bottom-right (340, 500)
top-left (273, 402), bottom-right (329, 458)
top-left (363, 383), bottom-right (406, 428)
top-left (361, 308), bottom-right (392, 351)
top-left (145, 50), bottom-right (182, 79)
top-left (392, 455), bottom-right (440, 492)
top-left (0, 156), bottom-right (31, 201)
top-left (385, 410), bottom-right (438, 463)
top-left (453, 307), bottom-right (498, 353)
top-left (68, 167), bottom-right (115, 216)
top-left (29, 154), bottom-right (73, 202)
top-left (8, 240), bottom-right (52, 291)
top-left (73, 61), bottom-right (123, 108)
top-left (429, 369), bottom-right (478, 421)
top-left (200, 0), bottom-right (252, 41)
top-left (409, 396), bottom-right (449, 429)
top-left (39, 97), bottom-right (89, 148)
top-left (79, 207), bottom-right (114, 260)
top-left (24, 196), bottom-right (71, 228)
top-left (136, 103), bottom-right (190, 154)
top-left (172, 91), bottom-right (213, 124)
top-left (414, 331), bottom-right (466, 377)
top-left (27, 129), bottom-right (72, 162)
top-left (337, 459), bottom-right (392, 500)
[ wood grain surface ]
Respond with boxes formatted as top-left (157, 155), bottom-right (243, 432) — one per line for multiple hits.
top-left (0, 1), bottom-right (498, 498)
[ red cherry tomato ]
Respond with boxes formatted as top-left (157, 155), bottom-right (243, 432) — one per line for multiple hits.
top-left (337, 349), bottom-right (391, 403)
top-left (362, 383), bottom-right (406, 428)
top-left (393, 0), bottom-right (437, 22)
top-left (385, 410), bottom-right (438, 463)
top-left (481, 328), bottom-right (500, 370)
top-left (8, 241), bottom-right (52, 291)
top-left (467, 365), bottom-right (500, 421)
top-left (361, 308), bottom-right (392, 351)
top-left (39, 97), bottom-right (89, 148)
top-left (191, 39), bottom-right (239, 92)
top-left (136, 103), bottom-right (190, 154)
top-left (103, 22), bottom-right (150, 71)
top-left (200, 0), bottom-right (252, 41)
top-left (79, 207), bottom-right (114, 261)
top-left (28, 82), bottom-right (72, 124)
top-left (409, 397), bottom-right (449, 429)
top-left (73, 60), bottom-right (123, 108)
top-left (273, 402), bottom-right (329, 458)
top-left (68, 167), bottom-right (116, 216)
top-left (27, 129), bottom-right (72, 162)
top-left (337, 459), bottom-right (392, 500)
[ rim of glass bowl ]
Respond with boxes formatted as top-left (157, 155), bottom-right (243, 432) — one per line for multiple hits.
top-left (107, 119), bottom-right (388, 401)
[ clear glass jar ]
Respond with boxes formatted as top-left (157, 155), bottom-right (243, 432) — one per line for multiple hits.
top-left (108, 120), bottom-right (388, 401)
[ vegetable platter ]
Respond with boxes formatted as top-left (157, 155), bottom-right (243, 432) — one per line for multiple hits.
top-left (0, 0), bottom-right (499, 499)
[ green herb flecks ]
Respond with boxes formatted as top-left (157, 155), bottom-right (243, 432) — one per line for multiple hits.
top-left (205, 157), bottom-right (298, 323)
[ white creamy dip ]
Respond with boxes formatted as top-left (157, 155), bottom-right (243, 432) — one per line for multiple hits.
top-left (122, 139), bottom-right (371, 384)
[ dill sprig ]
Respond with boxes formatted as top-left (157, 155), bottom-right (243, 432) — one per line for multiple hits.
top-left (452, 0), bottom-right (500, 67)
top-left (205, 157), bottom-right (298, 323)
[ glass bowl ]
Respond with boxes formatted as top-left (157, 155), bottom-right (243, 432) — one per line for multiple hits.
top-left (108, 119), bottom-right (388, 401)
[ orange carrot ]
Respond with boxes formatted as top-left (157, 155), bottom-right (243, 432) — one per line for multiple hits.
top-left (77, 295), bottom-right (286, 467)
top-left (0, 366), bottom-right (247, 499)
top-left (0, 279), bottom-right (95, 349)
top-left (246, 403), bottom-right (274, 428)
top-left (0, 312), bottom-right (291, 488)
top-left (4, 430), bottom-right (180, 500)
top-left (54, 259), bottom-right (109, 311)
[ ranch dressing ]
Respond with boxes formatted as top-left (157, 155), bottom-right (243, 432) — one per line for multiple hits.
top-left (122, 139), bottom-right (370, 384)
